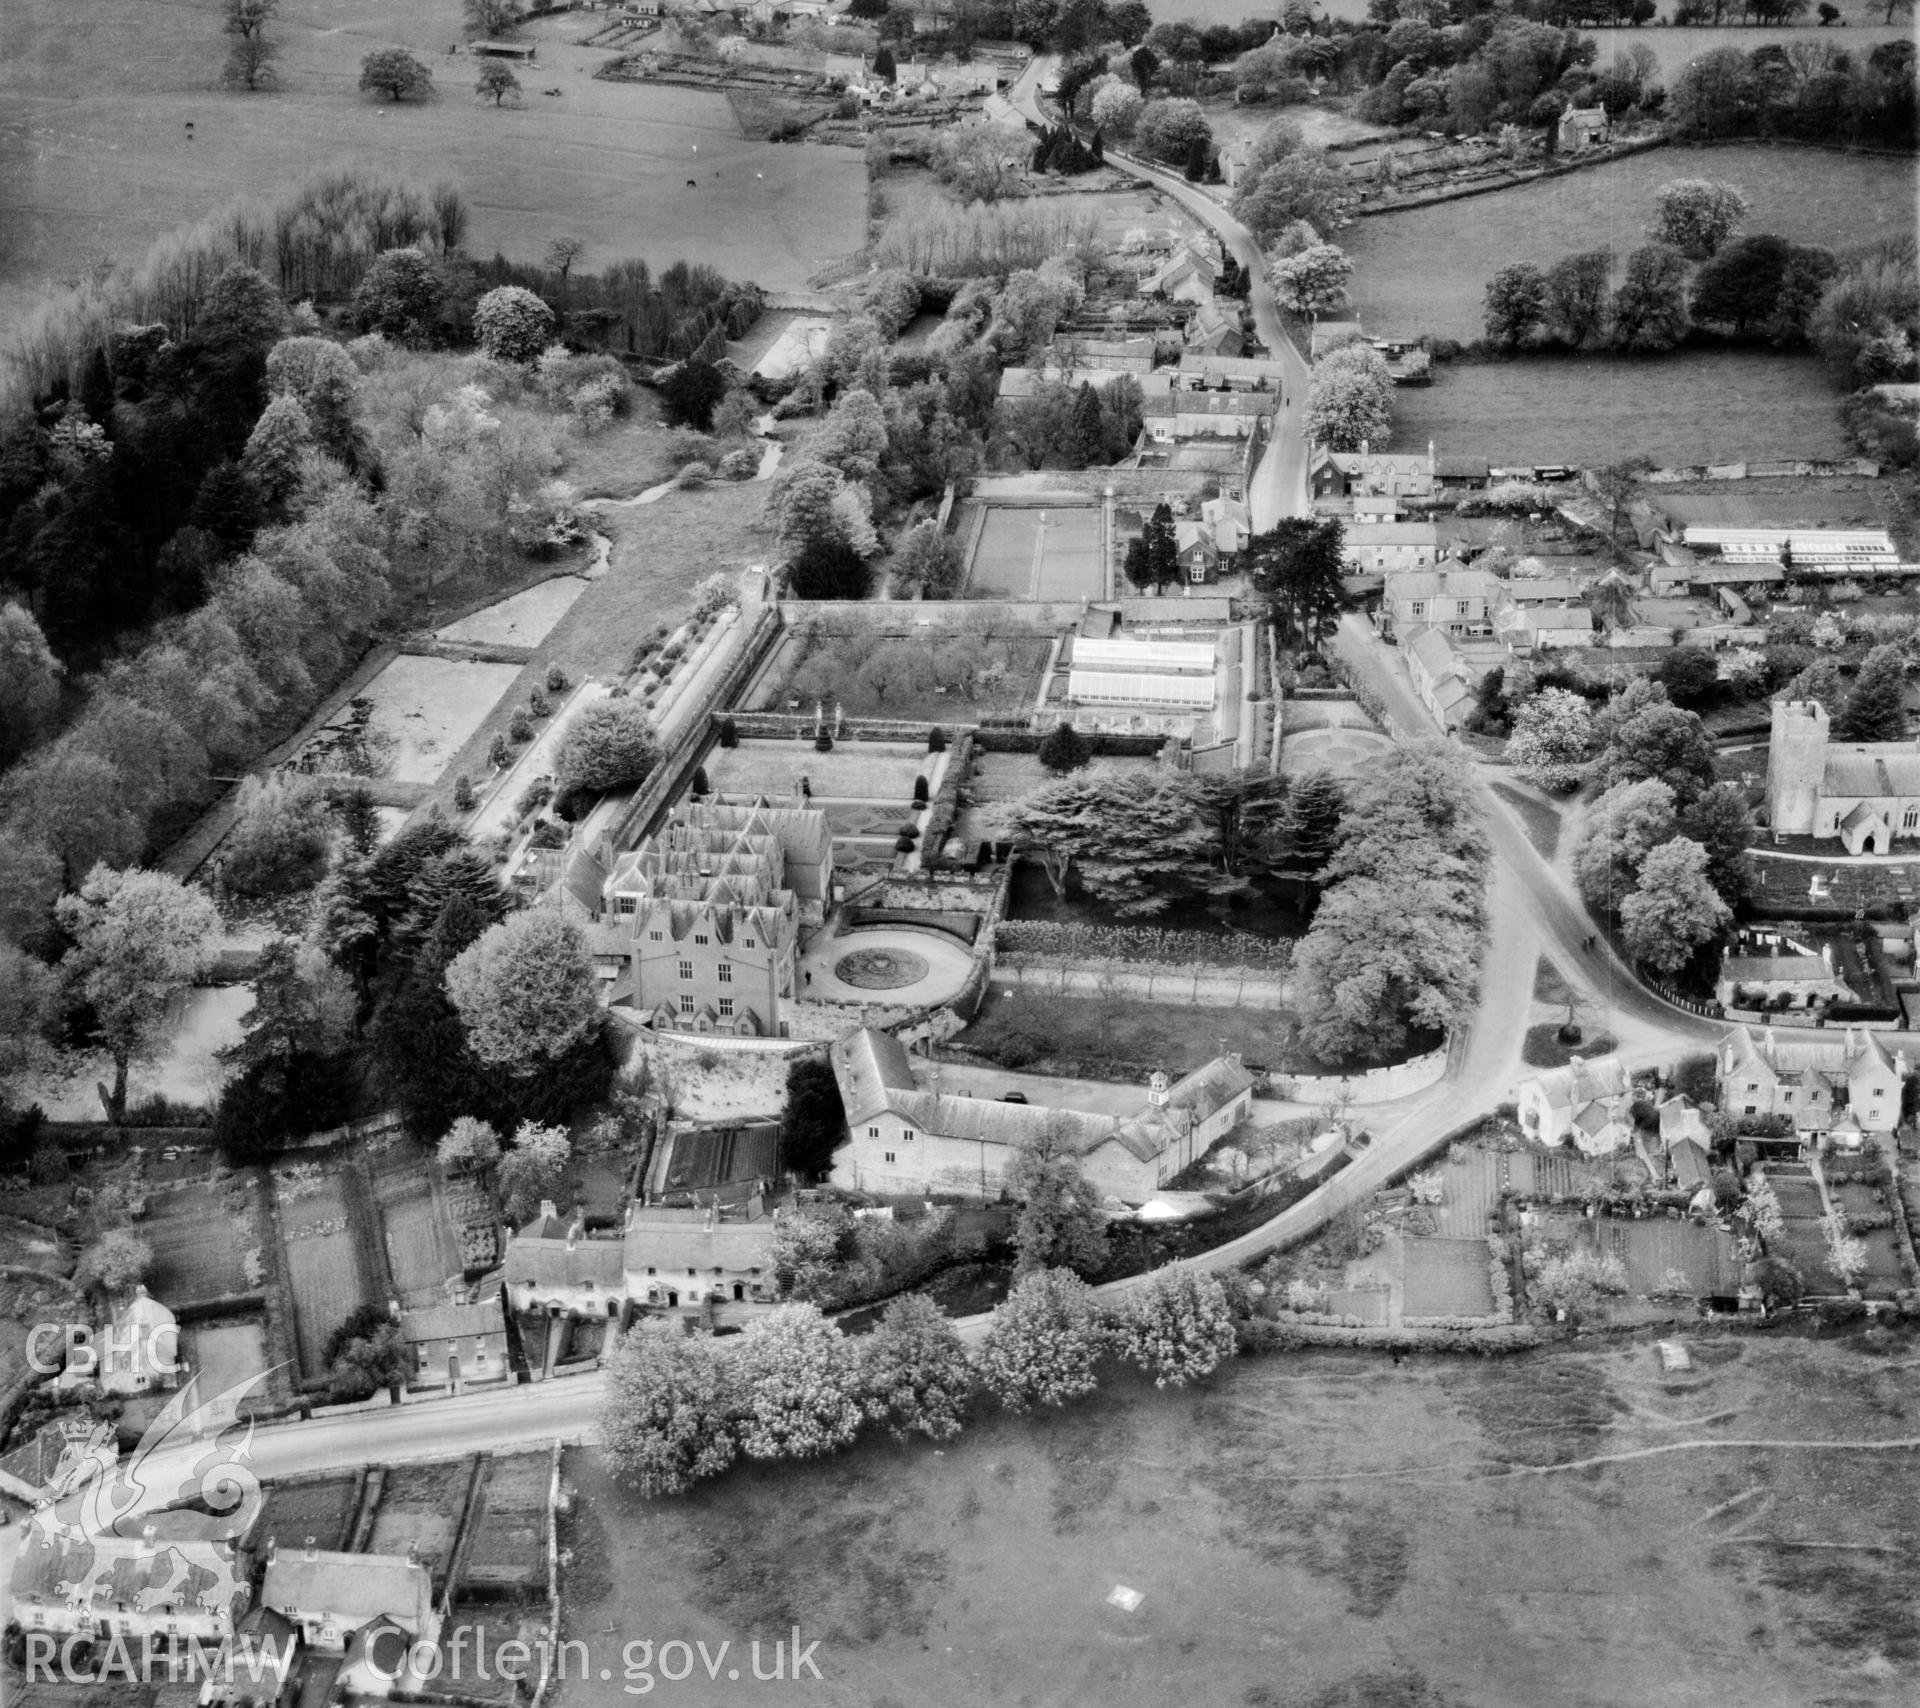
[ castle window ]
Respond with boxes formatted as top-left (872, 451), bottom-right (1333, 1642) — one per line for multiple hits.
top-left (718, 998), bottom-right (734, 1017)
top-left (695, 933), bottom-right (709, 945)
top-left (744, 936), bottom-right (756, 949)
top-left (1905, 808), bottom-right (1919, 831)
top-left (868, 1126), bottom-right (880, 1139)
top-left (717, 963), bottom-right (733, 983)
top-left (650, 930), bottom-right (663, 942)
top-left (616, 896), bottom-right (637, 916)
top-left (884, 1152), bottom-right (896, 1163)
top-left (679, 995), bottom-right (694, 1014)
top-left (678, 961), bottom-right (694, 980)
top-left (902, 1130), bottom-right (915, 1142)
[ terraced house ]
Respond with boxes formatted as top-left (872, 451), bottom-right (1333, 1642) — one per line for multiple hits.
top-left (559, 800), bottom-right (832, 1037)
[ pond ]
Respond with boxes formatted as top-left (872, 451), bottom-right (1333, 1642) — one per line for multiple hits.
top-left (1006, 861), bottom-right (1312, 942)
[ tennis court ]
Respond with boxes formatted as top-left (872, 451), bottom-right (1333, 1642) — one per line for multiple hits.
top-left (966, 505), bottom-right (1104, 600)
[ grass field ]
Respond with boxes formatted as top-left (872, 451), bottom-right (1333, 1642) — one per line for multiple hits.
top-left (1346, 143), bottom-right (1916, 350)
top-left (964, 983), bottom-right (1298, 1074)
top-left (277, 1172), bottom-right (373, 1380)
top-left (0, 0), bottom-right (865, 324)
top-left (1392, 348), bottom-right (1851, 466)
top-left (556, 1334), bottom-right (1920, 1708)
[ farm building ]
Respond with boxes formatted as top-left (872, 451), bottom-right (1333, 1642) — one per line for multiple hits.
top-left (1177, 352), bottom-right (1289, 392)
top-left (1052, 335), bottom-right (1156, 373)
top-left (827, 1027), bottom-right (1253, 1202)
top-left (1492, 594), bottom-right (1594, 654)
top-left (1140, 241), bottom-right (1222, 303)
top-left (1141, 391), bottom-right (1273, 441)
top-left (1184, 302), bottom-right (1245, 356)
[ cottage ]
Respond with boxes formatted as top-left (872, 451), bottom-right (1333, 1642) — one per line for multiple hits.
top-left (1715, 926), bottom-right (1856, 1012)
top-left (1404, 628), bottom-right (1480, 731)
top-left (56, 1284), bottom-right (181, 1396)
top-left (1141, 242), bottom-right (1221, 304)
top-left (10, 1524), bottom-right (250, 1647)
top-left (398, 1298), bottom-right (509, 1392)
top-left (622, 1201), bottom-right (777, 1311)
top-left (828, 1027), bottom-right (1254, 1202)
top-left (1717, 1024), bottom-right (1908, 1139)
top-left (1176, 352), bottom-right (1289, 393)
top-left (1053, 335), bottom-right (1155, 373)
top-left (1309, 443), bottom-right (1436, 501)
top-left (1183, 301), bottom-right (1244, 357)
top-left (1516, 1055), bottom-right (1634, 1155)
top-left (501, 1204), bottom-right (625, 1320)
top-left (1492, 596), bottom-right (1594, 654)
top-left (260, 1538), bottom-right (437, 1664)
top-left (1557, 104), bottom-right (1609, 151)
top-left (1344, 518), bottom-right (1440, 575)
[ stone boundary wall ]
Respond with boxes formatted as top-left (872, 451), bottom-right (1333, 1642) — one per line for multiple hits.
top-left (1647, 457), bottom-right (1880, 483)
top-left (993, 955), bottom-right (1288, 1009)
top-left (1277, 1041), bottom-right (1451, 1104)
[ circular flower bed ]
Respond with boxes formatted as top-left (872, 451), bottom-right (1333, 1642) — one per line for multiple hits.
top-left (834, 947), bottom-right (931, 990)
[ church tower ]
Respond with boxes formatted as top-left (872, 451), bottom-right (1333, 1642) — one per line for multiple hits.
top-left (1768, 698), bottom-right (1829, 836)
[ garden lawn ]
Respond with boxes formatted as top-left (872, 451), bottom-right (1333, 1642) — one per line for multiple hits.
top-left (277, 1173), bottom-right (375, 1380)
top-left (1401, 1235), bottom-right (1497, 1318)
top-left (0, 0), bottom-right (865, 326)
top-left (553, 1336), bottom-right (1920, 1708)
top-left (963, 983), bottom-right (1297, 1075)
top-left (142, 1185), bottom-right (253, 1307)
top-left (180, 1320), bottom-right (269, 1400)
top-left (703, 740), bottom-right (930, 803)
top-left (1345, 144), bottom-right (1916, 346)
top-left (1521, 1022), bottom-right (1618, 1069)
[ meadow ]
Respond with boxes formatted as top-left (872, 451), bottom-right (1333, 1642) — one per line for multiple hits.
top-left (555, 1334), bottom-right (1920, 1708)
top-left (1342, 144), bottom-right (1919, 346)
top-left (0, 0), bottom-right (865, 323)
top-left (1391, 348), bottom-right (1850, 466)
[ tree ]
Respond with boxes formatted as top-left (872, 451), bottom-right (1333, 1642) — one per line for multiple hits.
top-left (600, 1321), bottom-right (740, 1497)
top-left (1483, 262), bottom-right (1549, 348)
top-left (1588, 679), bottom-right (1714, 804)
top-left (657, 357), bottom-right (727, 431)
top-left (438, 1115), bottom-right (500, 1173)
top-left (0, 603), bottom-right (62, 765)
top-left (1656, 647), bottom-right (1721, 711)
top-left (57, 866), bottom-right (218, 1121)
top-left (1134, 98), bottom-right (1212, 165)
top-left (221, 772), bottom-right (332, 897)
top-left (857, 1292), bottom-right (971, 1440)
top-left (1114, 1268), bottom-right (1236, 1388)
top-left (445, 911), bottom-right (603, 1074)
top-left (79, 1228), bottom-right (153, 1293)
top-left (1246, 517), bottom-right (1349, 652)
top-left (782, 1056), bottom-right (846, 1179)
top-left (788, 536), bottom-right (873, 600)
top-left (889, 521), bottom-right (964, 599)
top-left (1678, 780), bottom-right (1755, 910)
top-left (265, 337), bottom-right (361, 461)
top-left (329, 1316), bottom-right (409, 1401)
top-left (349, 247), bottom-right (446, 347)
top-left (465, 0), bottom-right (524, 34)
top-left (1610, 244), bottom-right (1691, 352)
top-left (1269, 243), bottom-right (1354, 321)
top-left (475, 59), bottom-right (521, 104)
top-left (1289, 743), bottom-right (1485, 1062)
top-left (1305, 343), bottom-right (1393, 452)
top-left (1667, 49), bottom-right (1755, 139)
top-left (1527, 1246), bottom-right (1628, 1323)
top-left (1545, 250), bottom-right (1613, 347)
top-left (240, 395), bottom-right (312, 510)
top-left (975, 1268), bottom-right (1105, 1411)
top-left (1833, 643), bottom-right (1908, 742)
top-left (735, 1304), bottom-right (864, 1461)
top-left (1574, 778), bottom-right (1678, 914)
top-left (1144, 502), bottom-right (1179, 590)
top-left (496, 1120), bottom-right (571, 1222)
top-left (1506, 688), bottom-right (1594, 792)
top-left (1036, 722), bottom-right (1093, 776)
top-left (366, 893), bottom-right (491, 1139)
top-left (1001, 770), bottom-right (1227, 917)
top-left (473, 285), bottom-right (555, 363)
top-left (553, 701), bottom-right (660, 801)
top-left (1, 747), bottom-right (142, 891)
top-left (1008, 1118), bottom-right (1109, 1276)
top-left (222, 0), bottom-right (281, 88)
top-left (1744, 1254), bottom-right (1803, 1312)
top-left (1231, 153), bottom-right (1347, 244)
top-left (359, 47), bottom-right (433, 101)
top-left (1091, 79), bottom-right (1143, 135)
top-left (1619, 836), bottom-right (1730, 975)
top-left (1650, 178), bottom-right (1750, 256)
top-left (1131, 43), bottom-right (1158, 92)
top-left (1281, 769), bottom-right (1345, 873)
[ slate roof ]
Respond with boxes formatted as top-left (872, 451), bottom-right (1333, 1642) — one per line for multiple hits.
top-left (13, 1535), bottom-right (248, 1618)
top-left (399, 1301), bottom-right (506, 1346)
top-left (623, 1207), bottom-right (775, 1275)
top-left (1527, 1056), bottom-right (1631, 1112)
top-left (1142, 391), bottom-right (1273, 420)
top-left (1721, 1024), bottom-right (1900, 1085)
top-left (1820, 751), bottom-right (1920, 796)
top-left (263, 1549), bottom-right (433, 1637)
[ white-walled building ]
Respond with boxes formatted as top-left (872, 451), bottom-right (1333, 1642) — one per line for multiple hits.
top-left (1516, 1055), bottom-right (1634, 1155)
